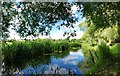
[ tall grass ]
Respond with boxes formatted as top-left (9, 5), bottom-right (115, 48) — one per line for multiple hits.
top-left (2, 40), bottom-right (69, 60)
top-left (82, 42), bottom-right (112, 74)
top-left (2, 39), bottom-right (81, 70)
top-left (96, 42), bottom-right (111, 60)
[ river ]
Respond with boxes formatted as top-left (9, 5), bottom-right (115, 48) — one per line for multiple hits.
top-left (2, 49), bottom-right (85, 75)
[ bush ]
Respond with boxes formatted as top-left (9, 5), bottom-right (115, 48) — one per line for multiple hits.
top-left (96, 42), bottom-right (111, 60)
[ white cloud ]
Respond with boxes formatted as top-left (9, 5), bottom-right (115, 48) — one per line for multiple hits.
top-left (71, 5), bottom-right (78, 14)
top-left (61, 50), bottom-right (84, 65)
top-left (70, 31), bottom-right (84, 39)
top-left (50, 30), bottom-right (65, 39)
top-left (8, 29), bottom-right (84, 40)
top-left (66, 61), bottom-right (78, 65)
top-left (63, 56), bottom-right (78, 62)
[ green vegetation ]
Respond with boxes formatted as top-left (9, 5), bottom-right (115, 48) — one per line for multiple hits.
top-left (110, 43), bottom-right (120, 55)
top-left (79, 21), bottom-right (119, 75)
top-left (1, 2), bottom-right (119, 75)
top-left (87, 43), bottom-right (120, 75)
top-left (79, 4), bottom-right (119, 74)
top-left (2, 39), bottom-right (81, 70)
top-left (80, 41), bottom-right (119, 75)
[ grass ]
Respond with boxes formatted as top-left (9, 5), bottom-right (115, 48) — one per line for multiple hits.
top-left (81, 42), bottom-right (120, 75)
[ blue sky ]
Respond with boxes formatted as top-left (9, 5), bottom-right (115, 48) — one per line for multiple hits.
top-left (49, 6), bottom-right (86, 39)
top-left (8, 5), bottom-right (85, 40)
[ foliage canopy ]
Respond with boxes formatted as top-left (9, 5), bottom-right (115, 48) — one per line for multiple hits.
top-left (1, 2), bottom-right (120, 38)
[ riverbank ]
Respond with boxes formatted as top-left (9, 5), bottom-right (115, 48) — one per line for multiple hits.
top-left (80, 43), bottom-right (120, 75)
top-left (94, 43), bottom-right (120, 76)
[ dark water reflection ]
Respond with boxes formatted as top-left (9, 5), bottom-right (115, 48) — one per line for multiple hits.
top-left (3, 49), bottom-right (85, 75)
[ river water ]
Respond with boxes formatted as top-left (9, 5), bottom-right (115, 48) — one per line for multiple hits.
top-left (2, 49), bottom-right (85, 75)
top-left (22, 49), bottom-right (85, 74)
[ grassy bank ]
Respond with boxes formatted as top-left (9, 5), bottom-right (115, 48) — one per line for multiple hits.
top-left (80, 42), bottom-right (120, 75)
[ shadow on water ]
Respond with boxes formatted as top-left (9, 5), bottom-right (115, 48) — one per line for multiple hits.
top-left (2, 48), bottom-right (85, 75)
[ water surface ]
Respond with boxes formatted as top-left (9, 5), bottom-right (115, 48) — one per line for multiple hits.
top-left (22, 49), bottom-right (85, 74)
top-left (2, 49), bottom-right (85, 75)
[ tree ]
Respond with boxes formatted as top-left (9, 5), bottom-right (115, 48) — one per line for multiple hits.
top-left (80, 2), bottom-right (120, 43)
top-left (2, 2), bottom-right (79, 38)
top-left (81, 2), bottom-right (120, 29)
top-left (2, 2), bottom-right (120, 40)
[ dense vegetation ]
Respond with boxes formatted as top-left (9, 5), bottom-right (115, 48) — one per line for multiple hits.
top-left (1, 39), bottom-right (81, 72)
top-left (79, 21), bottom-right (119, 75)
top-left (1, 2), bottom-right (119, 75)
top-left (76, 2), bottom-right (120, 75)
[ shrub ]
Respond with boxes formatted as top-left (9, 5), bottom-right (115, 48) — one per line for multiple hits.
top-left (96, 42), bottom-right (111, 60)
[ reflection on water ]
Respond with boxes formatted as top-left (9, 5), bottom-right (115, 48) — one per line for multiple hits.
top-left (22, 49), bottom-right (85, 74)
top-left (2, 49), bottom-right (85, 75)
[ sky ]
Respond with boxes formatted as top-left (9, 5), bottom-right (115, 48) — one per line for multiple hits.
top-left (8, 5), bottom-right (86, 40)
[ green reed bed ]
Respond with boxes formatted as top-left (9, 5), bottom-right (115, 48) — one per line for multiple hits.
top-left (2, 39), bottom-right (81, 68)
top-left (1, 39), bottom-right (82, 73)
